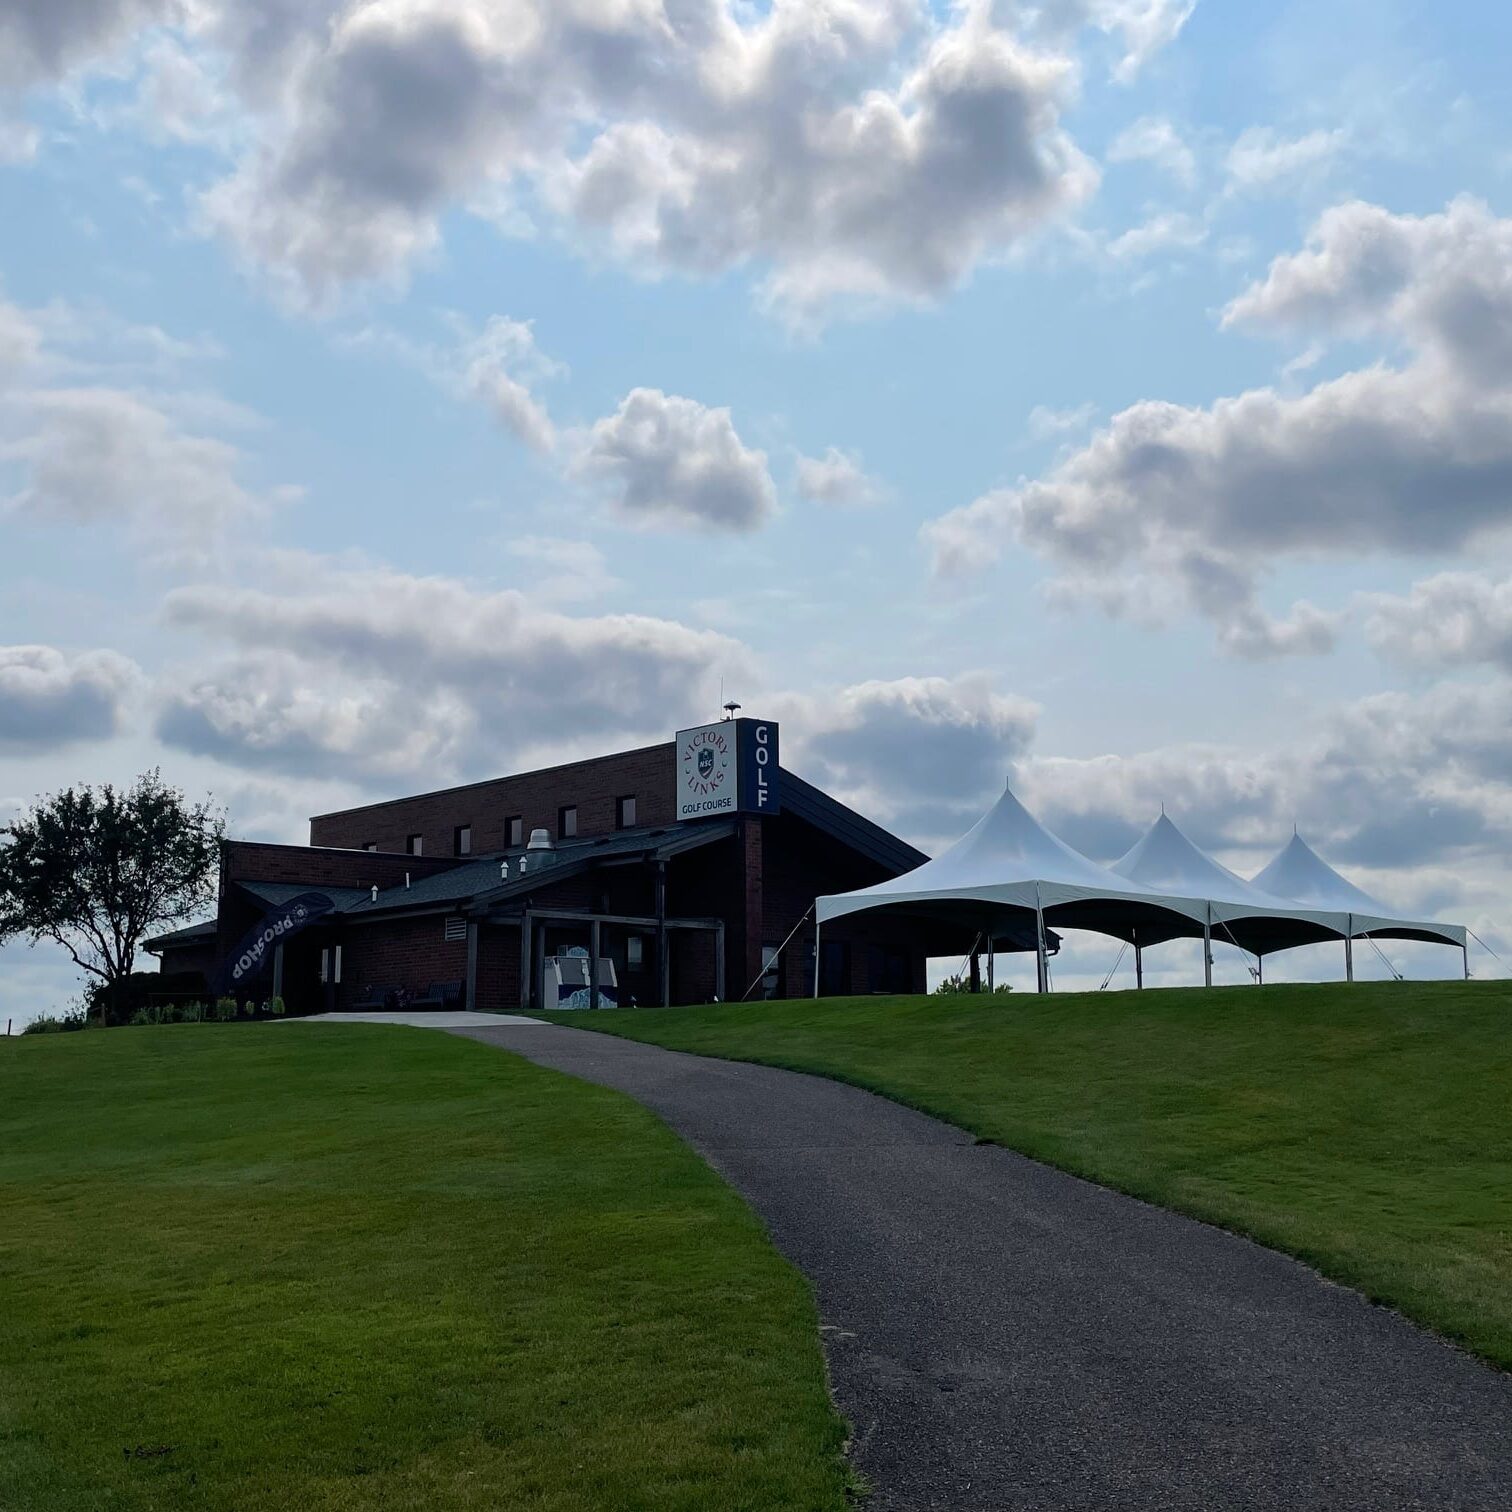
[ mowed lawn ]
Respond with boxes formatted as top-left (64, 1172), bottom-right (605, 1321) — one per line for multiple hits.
top-left (0, 1026), bottom-right (851, 1512)
top-left (562, 981), bottom-right (1512, 1370)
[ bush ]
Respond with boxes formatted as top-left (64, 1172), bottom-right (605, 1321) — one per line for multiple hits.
top-left (213, 997), bottom-right (238, 1022)
top-left (267, 996), bottom-right (287, 1018)
top-left (932, 974), bottom-right (1013, 997)
top-left (22, 1008), bottom-right (90, 1035)
top-left (83, 970), bottom-right (211, 1027)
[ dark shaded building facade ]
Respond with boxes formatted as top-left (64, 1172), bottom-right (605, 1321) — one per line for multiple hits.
top-left (148, 720), bottom-right (940, 1012)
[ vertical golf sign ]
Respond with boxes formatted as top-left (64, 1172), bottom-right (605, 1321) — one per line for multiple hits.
top-left (675, 718), bottom-right (780, 820)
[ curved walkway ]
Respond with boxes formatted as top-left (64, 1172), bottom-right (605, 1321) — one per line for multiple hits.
top-left (452, 1023), bottom-right (1512, 1511)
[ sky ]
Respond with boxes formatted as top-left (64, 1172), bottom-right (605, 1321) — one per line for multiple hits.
top-left (3, 0), bottom-right (1511, 1020)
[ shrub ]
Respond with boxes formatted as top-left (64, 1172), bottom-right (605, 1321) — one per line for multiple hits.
top-left (213, 997), bottom-right (238, 1022)
top-left (932, 974), bottom-right (1013, 997)
top-left (83, 971), bottom-right (210, 1028)
top-left (22, 1008), bottom-right (90, 1035)
top-left (267, 996), bottom-right (287, 1018)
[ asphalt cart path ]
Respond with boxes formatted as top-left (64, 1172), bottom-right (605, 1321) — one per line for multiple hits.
top-left (450, 1022), bottom-right (1512, 1511)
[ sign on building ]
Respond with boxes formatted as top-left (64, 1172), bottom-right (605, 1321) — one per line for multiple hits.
top-left (675, 718), bottom-right (780, 820)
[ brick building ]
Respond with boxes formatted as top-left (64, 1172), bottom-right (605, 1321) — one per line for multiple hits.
top-left (147, 719), bottom-right (959, 1013)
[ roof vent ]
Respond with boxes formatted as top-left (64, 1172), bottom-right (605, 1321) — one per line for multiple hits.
top-left (370, 885), bottom-right (378, 903)
top-left (527, 828), bottom-right (554, 851)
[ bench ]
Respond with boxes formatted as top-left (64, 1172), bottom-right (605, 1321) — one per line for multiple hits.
top-left (409, 980), bottom-right (464, 1011)
top-left (352, 983), bottom-right (403, 1011)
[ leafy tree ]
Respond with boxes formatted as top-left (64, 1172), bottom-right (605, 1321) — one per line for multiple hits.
top-left (0, 771), bottom-right (223, 1027)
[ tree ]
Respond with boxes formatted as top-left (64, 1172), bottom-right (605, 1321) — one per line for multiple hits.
top-left (0, 771), bottom-right (223, 1027)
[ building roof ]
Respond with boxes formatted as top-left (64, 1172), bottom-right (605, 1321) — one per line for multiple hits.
top-left (143, 919), bottom-right (217, 952)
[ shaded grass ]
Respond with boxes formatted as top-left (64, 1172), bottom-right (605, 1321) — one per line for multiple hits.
top-left (0, 1025), bottom-right (852, 1511)
top-left (554, 981), bottom-right (1512, 1370)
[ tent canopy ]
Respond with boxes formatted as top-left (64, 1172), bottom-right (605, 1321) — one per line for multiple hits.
top-left (816, 781), bottom-right (1466, 962)
top-left (1251, 832), bottom-right (1464, 948)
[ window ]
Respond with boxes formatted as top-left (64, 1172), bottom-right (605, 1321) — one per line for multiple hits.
top-left (454, 824), bottom-right (472, 857)
top-left (558, 805), bottom-right (578, 839)
top-left (444, 916), bottom-right (467, 942)
top-left (407, 833), bottom-right (423, 856)
top-left (363, 841), bottom-right (378, 853)
top-left (616, 794), bottom-right (637, 829)
top-left (626, 935), bottom-right (644, 969)
top-left (506, 815), bottom-right (524, 847)
top-left (319, 945), bottom-right (343, 985)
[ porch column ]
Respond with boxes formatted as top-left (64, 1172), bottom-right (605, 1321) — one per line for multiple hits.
top-left (465, 918), bottom-right (479, 1013)
top-left (715, 921), bottom-right (726, 1003)
top-left (589, 918), bottom-right (601, 1011)
top-left (813, 920), bottom-right (822, 999)
top-left (272, 942), bottom-right (284, 1004)
top-left (655, 861), bottom-right (670, 1007)
top-left (519, 913), bottom-right (532, 1010)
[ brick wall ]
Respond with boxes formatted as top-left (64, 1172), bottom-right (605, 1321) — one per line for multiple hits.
top-left (336, 915), bottom-right (469, 1008)
top-left (308, 743), bottom-right (677, 856)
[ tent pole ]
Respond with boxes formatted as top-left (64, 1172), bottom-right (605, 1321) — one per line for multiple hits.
top-left (969, 948), bottom-right (981, 994)
top-left (1203, 904), bottom-right (1212, 989)
top-left (1463, 942), bottom-right (1470, 981)
top-left (813, 919), bottom-right (822, 999)
top-left (1256, 954), bottom-right (1263, 986)
top-left (987, 940), bottom-right (995, 993)
top-left (1133, 927), bottom-right (1143, 990)
top-left (1345, 912), bottom-right (1354, 983)
top-left (1034, 885), bottom-right (1048, 994)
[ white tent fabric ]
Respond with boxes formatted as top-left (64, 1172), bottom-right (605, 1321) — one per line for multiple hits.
top-left (816, 781), bottom-right (1467, 964)
top-left (815, 783), bottom-right (1203, 928)
top-left (1251, 833), bottom-right (1465, 948)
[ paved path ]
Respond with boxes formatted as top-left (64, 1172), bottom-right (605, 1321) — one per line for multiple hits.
top-left (288, 1010), bottom-right (550, 1028)
top-left (452, 1023), bottom-right (1512, 1511)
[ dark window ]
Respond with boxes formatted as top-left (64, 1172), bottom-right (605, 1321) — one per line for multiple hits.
top-left (407, 834), bottom-right (423, 856)
top-left (558, 805), bottom-right (578, 839)
top-left (363, 842), bottom-right (378, 853)
top-left (454, 824), bottom-right (472, 857)
top-left (626, 935), bottom-right (644, 969)
top-left (506, 815), bottom-right (524, 847)
top-left (616, 794), bottom-right (637, 829)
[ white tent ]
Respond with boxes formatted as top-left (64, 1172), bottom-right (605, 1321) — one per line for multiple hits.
top-left (1111, 812), bottom-right (1345, 983)
top-left (815, 782), bottom-right (1469, 992)
top-left (1251, 832), bottom-right (1466, 956)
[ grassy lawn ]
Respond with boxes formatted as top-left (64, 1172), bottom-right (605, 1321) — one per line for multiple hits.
top-left (0, 1025), bottom-right (852, 1512)
top-left (556, 981), bottom-right (1512, 1371)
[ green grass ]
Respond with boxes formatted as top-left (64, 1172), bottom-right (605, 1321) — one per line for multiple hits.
top-left (0, 1025), bottom-right (852, 1512)
top-left (554, 981), bottom-right (1512, 1370)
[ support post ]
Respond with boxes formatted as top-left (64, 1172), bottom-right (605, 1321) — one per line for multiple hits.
top-left (655, 861), bottom-right (670, 1007)
top-left (987, 942), bottom-right (995, 993)
top-left (715, 921), bottom-right (726, 1002)
top-left (1134, 928), bottom-right (1143, 990)
top-left (271, 942), bottom-right (284, 1005)
top-left (1463, 942), bottom-right (1470, 981)
top-left (1345, 912), bottom-right (1354, 983)
top-left (589, 918), bottom-right (601, 1011)
top-left (813, 919), bottom-right (822, 999)
top-left (1203, 904), bottom-right (1212, 989)
top-left (465, 918), bottom-right (479, 1013)
top-left (519, 913), bottom-right (532, 1010)
top-left (1256, 954), bottom-right (1263, 986)
top-left (969, 949), bottom-right (981, 994)
top-left (1034, 886), bottom-right (1048, 994)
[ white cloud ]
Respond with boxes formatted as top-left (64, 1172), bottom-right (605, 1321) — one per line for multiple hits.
top-left (925, 199), bottom-right (1512, 653)
top-left (1027, 401), bottom-right (1097, 437)
top-left (1106, 209), bottom-right (1206, 260)
top-left (1363, 571), bottom-right (1512, 673)
top-left (0, 645), bottom-right (142, 751)
top-left (1107, 115), bottom-right (1195, 184)
top-left (156, 561), bottom-right (749, 784)
top-left (459, 316), bottom-right (559, 454)
top-left (0, 0), bottom-right (181, 95)
top-left (779, 671), bottom-right (1040, 845)
top-left (1006, 0), bottom-right (1196, 83)
top-left (795, 447), bottom-right (878, 506)
top-left (576, 387), bottom-right (775, 532)
top-left (1224, 125), bottom-right (1346, 193)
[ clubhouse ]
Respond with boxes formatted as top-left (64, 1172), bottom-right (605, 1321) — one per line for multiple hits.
top-left (146, 718), bottom-right (949, 1012)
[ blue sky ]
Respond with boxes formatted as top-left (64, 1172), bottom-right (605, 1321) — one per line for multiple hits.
top-left (3, 0), bottom-right (1511, 1017)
